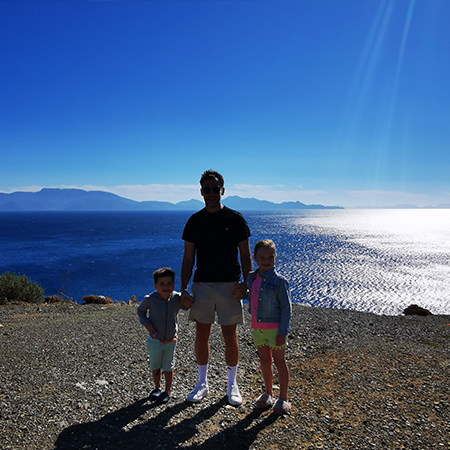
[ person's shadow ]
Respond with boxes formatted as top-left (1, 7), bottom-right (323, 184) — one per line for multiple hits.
top-left (187, 400), bottom-right (279, 449)
top-left (54, 396), bottom-right (279, 449)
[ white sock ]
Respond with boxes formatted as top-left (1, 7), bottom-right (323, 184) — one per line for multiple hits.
top-left (227, 365), bottom-right (238, 386)
top-left (198, 364), bottom-right (208, 385)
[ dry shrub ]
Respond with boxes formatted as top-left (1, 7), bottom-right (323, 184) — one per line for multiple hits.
top-left (82, 295), bottom-right (113, 305)
top-left (45, 295), bottom-right (67, 304)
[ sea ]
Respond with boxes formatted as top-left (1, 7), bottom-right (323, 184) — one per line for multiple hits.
top-left (1, 209), bottom-right (449, 316)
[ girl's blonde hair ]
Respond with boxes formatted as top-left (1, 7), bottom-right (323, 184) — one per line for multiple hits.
top-left (254, 239), bottom-right (277, 257)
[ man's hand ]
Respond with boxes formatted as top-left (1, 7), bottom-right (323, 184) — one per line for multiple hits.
top-left (146, 324), bottom-right (156, 335)
top-left (232, 282), bottom-right (247, 299)
top-left (181, 290), bottom-right (194, 307)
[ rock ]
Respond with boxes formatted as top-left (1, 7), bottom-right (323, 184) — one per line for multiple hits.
top-left (403, 304), bottom-right (433, 316)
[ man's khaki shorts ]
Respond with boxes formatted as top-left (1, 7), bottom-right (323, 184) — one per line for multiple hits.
top-left (190, 282), bottom-right (244, 326)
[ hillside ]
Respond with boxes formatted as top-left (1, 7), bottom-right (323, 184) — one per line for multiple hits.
top-left (0, 188), bottom-right (343, 211)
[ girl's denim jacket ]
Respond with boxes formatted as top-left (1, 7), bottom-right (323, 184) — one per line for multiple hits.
top-left (246, 267), bottom-right (292, 335)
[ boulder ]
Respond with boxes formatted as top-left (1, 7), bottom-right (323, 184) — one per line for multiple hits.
top-left (403, 304), bottom-right (432, 316)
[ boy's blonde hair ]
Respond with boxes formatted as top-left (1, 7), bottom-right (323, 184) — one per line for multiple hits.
top-left (254, 239), bottom-right (277, 257)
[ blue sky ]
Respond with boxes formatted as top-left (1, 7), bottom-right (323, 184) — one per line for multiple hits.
top-left (1, 0), bottom-right (449, 208)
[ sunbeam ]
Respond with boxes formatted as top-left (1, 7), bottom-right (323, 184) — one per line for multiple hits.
top-left (375, 0), bottom-right (417, 186)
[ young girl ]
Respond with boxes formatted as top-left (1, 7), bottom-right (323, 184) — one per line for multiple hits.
top-left (246, 239), bottom-right (292, 414)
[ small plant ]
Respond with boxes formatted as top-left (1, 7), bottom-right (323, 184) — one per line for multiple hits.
top-left (0, 272), bottom-right (45, 305)
top-left (45, 295), bottom-right (70, 304)
top-left (57, 271), bottom-right (73, 302)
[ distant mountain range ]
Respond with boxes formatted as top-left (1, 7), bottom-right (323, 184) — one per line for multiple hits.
top-left (0, 188), bottom-right (344, 211)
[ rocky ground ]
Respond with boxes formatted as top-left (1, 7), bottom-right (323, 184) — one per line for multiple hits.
top-left (1, 302), bottom-right (449, 449)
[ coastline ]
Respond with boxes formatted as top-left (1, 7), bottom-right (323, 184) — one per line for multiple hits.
top-left (1, 302), bottom-right (449, 449)
top-left (2, 209), bottom-right (450, 317)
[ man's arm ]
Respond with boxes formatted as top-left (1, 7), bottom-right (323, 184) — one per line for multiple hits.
top-left (232, 239), bottom-right (253, 298)
top-left (181, 241), bottom-right (196, 293)
top-left (238, 238), bottom-right (252, 283)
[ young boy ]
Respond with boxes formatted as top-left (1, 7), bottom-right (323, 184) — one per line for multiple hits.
top-left (137, 267), bottom-right (193, 403)
top-left (246, 239), bottom-right (292, 414)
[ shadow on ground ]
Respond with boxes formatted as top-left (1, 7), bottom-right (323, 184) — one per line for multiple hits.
top-left (54, 396), bottom-right (279, 449)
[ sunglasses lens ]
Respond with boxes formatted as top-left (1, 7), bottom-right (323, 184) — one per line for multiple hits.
top-left (202, 186), bottom-right (221, 194)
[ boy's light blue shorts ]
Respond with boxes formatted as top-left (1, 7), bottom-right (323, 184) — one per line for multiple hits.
top-left (146, 337), bottom-right (177, 372)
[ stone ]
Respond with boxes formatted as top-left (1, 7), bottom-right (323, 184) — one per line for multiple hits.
top-left (403, 304), bottom-right (432, 316)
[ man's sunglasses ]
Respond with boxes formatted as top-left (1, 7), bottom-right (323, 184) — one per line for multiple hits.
top-left (202, 186), bottom-right (222, 194)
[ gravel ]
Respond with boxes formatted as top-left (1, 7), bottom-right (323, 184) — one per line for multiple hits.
top-left (1, 302), bottom-right (449, 449)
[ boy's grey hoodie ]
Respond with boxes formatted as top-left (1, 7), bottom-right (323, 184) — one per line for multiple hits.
top-left (137, 291), bottom-right (188, 341)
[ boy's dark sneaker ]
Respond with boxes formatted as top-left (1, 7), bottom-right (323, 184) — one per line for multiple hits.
top-left (150, 388), bottom-right (162, 401)
top-left (158, 392), bottom-right (170, 404)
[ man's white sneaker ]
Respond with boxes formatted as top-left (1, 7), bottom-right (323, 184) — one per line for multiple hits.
top-left (227, 383), bottom-right (242, 406)
top-left (187, 382), bottom-right (209, 403)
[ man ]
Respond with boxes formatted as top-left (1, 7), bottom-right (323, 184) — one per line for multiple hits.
top-left (181, 170), bottom-right (252, 406)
